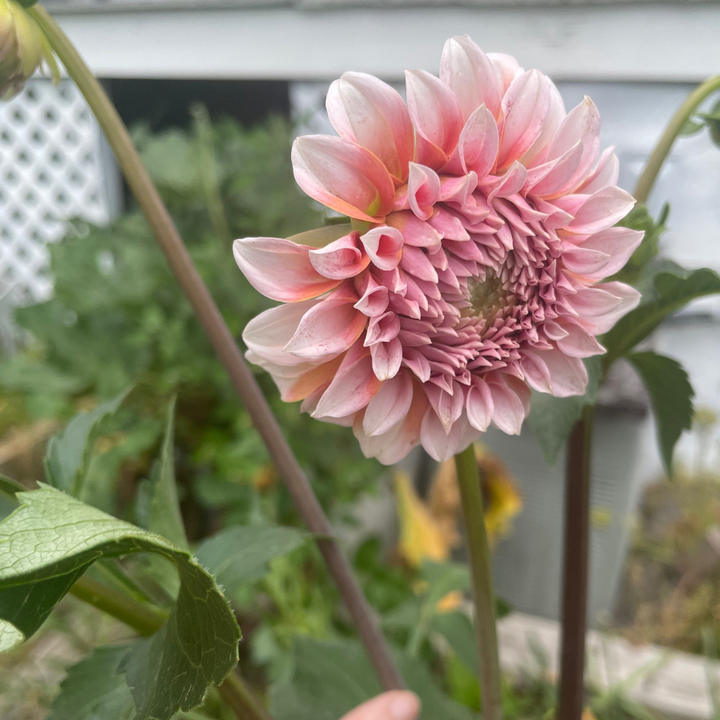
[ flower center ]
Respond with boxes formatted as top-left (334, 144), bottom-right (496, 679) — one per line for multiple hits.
top-left (467, 269), bottom-right (512, 322)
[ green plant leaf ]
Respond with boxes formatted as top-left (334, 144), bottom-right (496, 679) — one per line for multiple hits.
top-left (0, 475), bottom-right (23, 522)
top-left (48, 645), bottom-right (135, 720)
top-left (44, 388), bottom-right (130, 496)
top-left (612, 204), bottom-right (668, 286)
top-left (431, 611), bottom-right (478, 675)
top-left (603, 268), bottom-right (720, 366)
top-left (700, 97), bottom-right (720, 148)
top-left (270, 637), bottom-right (476, 720)
top-left (527, 356), bottom-right (602, 466)
top-left (139, 396), bottom-right (188, 551)
top-left (627, 352), bottom-right (694, 476)
top-left (679, 118), bottom-right (705, 136)
top-left (0, 487), bottom-right (240, 719)
top-left (195, 524), bottom-right (309, 595)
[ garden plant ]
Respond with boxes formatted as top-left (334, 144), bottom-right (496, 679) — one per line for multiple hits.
top-left (1, 2), bottom-right (720, 720)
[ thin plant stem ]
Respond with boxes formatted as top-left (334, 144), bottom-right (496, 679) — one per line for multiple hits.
top-left (455, 444), bottom-right (502, 720)
top-left (633, 74), bottom-right (720, 204)
top-left (557, 404), bottom-right (593, 720)
top-left (71, 575), bottom-right (271, 720)
top-left (30, 6), bottom-right (403, 692)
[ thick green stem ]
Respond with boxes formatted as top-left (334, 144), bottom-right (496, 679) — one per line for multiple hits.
top-left (71, 575), bottom-right (271, 720)
top-left (455, 445), bottom-right (502, 720)
top-left (30, 6), bottom-right (403, 692)
top-left (634, 75), bottom-right (720, 204)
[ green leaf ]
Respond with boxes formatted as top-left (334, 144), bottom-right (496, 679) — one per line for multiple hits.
top-left (0, 475), bottom-right (23, 522)
top-left (527, 356), bottom-right (602, 466)
top-left (270, 637), bottom-right (476, 720)
top-left (431, 611), bottom-right (478, 675)
top-left (679, 118), bottom-right (705, 136)
top-left (195, 524), bottom-right (309, 595)
top-left (420, 561), bottom-right (470, 610)
top-left (0, 487), bottom-right (240, 719)
top-left (44, 388), bottom-right (130, 496)
top-left (142, 397), bottom-right (188, 551)
top-left (627, 352), bottom-right (694, 476)
top-left (48, 645), bottom-right (135, 720)
top-left (603, 268), bottom-right (720, 366)
top-left (612, 204), bottom-right (668, 286)
top-left (700, 97), bottom-right (720, 148)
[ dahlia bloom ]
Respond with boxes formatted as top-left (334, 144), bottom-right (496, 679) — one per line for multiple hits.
top-left (234, 36), bottom-right (642, 464)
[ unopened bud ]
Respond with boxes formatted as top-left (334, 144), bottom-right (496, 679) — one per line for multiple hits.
top-left (0, 0), bottom-right (57, 101)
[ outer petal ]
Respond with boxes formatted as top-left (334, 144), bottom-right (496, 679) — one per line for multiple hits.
top-left (405, 68), bottom-right (463, 169)
top-left (574, 281), bottom-right (640, 334)
top-left (577, 146), bottom-right (619, 194)
top-left (406, 162), bottom-right (441, 221)
top-left (292, 135), bottom-right (395, 222)
top-left (308, 232), bottom-right (370, 279)
top-left (371, 337), bottom-right (404, 380)
top-left (234, 237), bottom-right (340, 302)
top-left (327, 71), bottom-right (414, 183)
top-left (421, 408), bottom-right (463, 462)
top-left (457, 104), bottom-right (500, 179)
top-left (526, 349), bottom-right (588, 397)
top-left (313, 343), bottom-right (382, 418)
top-left (466, 377), bottom-right (494, 432)
top-left (488, 52), bottom-right (523, 94)
top-left (497, 70), bottom-right (551, 170)
top-left (487, 375), bottom-right (527, 435)
top-left (555, 321), bottom-right (606, 358)
top-left (284, 282), bottom-right (367, 360)
top-left (363, 371), bottom-right (414, 436)
top-left (440, 35), bottom-right (502, 120)
top-left (565, 186), bottom-right (636, 236)
top-left (579, 227), bottom-right (644, 280)
top-left (243, 298), bottom-right (321, 365)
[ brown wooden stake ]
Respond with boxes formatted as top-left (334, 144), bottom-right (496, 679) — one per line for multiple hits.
top-left (558, 405), bottom-right (593, 720)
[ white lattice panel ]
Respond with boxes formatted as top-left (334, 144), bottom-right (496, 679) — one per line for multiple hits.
top-left (0, 78), bottom-right (118, 305)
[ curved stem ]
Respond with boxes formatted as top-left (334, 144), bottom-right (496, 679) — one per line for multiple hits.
top-left (71, 575), bottom-right (271, 720)
top-left (455, 445), bottom-right (502, 720)
top-left (634, 74), bottom-right (720, 204)
top-left (30, 6), bottom-right (403, 692)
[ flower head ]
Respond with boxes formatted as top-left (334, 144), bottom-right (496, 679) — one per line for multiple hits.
top-left (0, 0), bottom-right (57, 101)
top-left (234, 36), bottom-right (642, 463)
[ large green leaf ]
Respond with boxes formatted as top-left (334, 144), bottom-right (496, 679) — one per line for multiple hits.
top-left (612, 204), bottom-right (667, 286)
top-left (627, 352), bottom-right (694, 476)
top-left (195, 524), bottom-right (309, 595)
top-left (603, 269), bottom-right (720, 366)
top-left (527, 356), bottom-right (601, 466)
top-left (431, 612), bottom-right (478, 675)
top-left (0, 487), bottom-right (240, 719)
top-left (44, 388), bottom-right (130, 496)
top-left (270, 637), bottom-right (476, 720)
top-left (48, 645), bottom-right (135, 720)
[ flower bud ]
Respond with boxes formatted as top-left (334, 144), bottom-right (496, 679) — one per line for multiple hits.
top-left (0, 0), bottom-right (57, 101)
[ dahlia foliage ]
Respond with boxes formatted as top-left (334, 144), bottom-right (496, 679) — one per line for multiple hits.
top-left (234, 36), bottom-right (642, 464)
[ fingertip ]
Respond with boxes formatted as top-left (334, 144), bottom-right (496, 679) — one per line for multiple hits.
top-left (389, 691), bottom-right (421, 720)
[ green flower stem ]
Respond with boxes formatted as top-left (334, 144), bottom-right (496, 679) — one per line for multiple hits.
top-left (634, 74), bottom-right (720, 204)
top-left (454, 445), bottom-right (502, 720)
top-left (29, 6), bottom-right (403, 692)
top-left (71, 575), bottom-right (272, 720)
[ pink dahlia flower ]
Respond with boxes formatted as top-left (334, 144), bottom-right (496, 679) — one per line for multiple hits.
top-left (234, 36), bottom-right (642, 464)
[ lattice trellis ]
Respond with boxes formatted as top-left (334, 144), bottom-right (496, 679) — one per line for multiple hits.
top-left (0, 78), bottom-right (119, 305)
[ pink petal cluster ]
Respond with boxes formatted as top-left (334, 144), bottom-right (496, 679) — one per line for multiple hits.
top-left (234, 36), bottom-right (642, 464)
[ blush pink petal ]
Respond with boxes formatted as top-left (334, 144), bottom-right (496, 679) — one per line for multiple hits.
top-left (578, 146), bottom-right (619, 194)
top-left (579, 227), bottom-right (644, 280)
top-left (487, 376), bottom-right (527, 435)
top-left (407, 162), bottom-right (441, 220)
top-left (284, 283), bottom-right (368, 360)
top-left (234, 237), bottom-right (340, 302)
top-left (466, 378), bottom-right (494, 432)
top-left (308, 232), bottom-right (370, 279)
top-left (405, 68), bottom-right (464, 169)
top-left (575, 281), bottom-right (640, 334)
top-left (421, 408), bottom-right (464, 462)
top-left (354, 273), bottom-right (390, 317)
top-left (292, 135), bottom-right (395, 222)
top-left (555, 321), bottom-right (606, 358)
top-left (454, 104), bottom-right (500, 178)
top-left (360, 226), bottom-right (404, 270)
top-left (313, 344), bottom-right (382, 418)
top-left (497, 69), bottom-right (551, 170)
top-left (326, 71), bottom-right (414, 183)
top-left (243, 299), bottom-right (321, 366)
top-left (440, 35), bottom-right (502, 120)
top-left (561, 242), bottom-right (612, 275)
top-left (533, 349), bottom-right (588, 397)
top-left (363, 371), bottom-right (414, 436)
top-left (371, 337), bottom-right (404, 380)
top-left (488, 52), bottom-right (523, 94)
top-left (565, 186), bottom-right (636, 236)
top-left (386, 211), bottom-right (443, 250)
